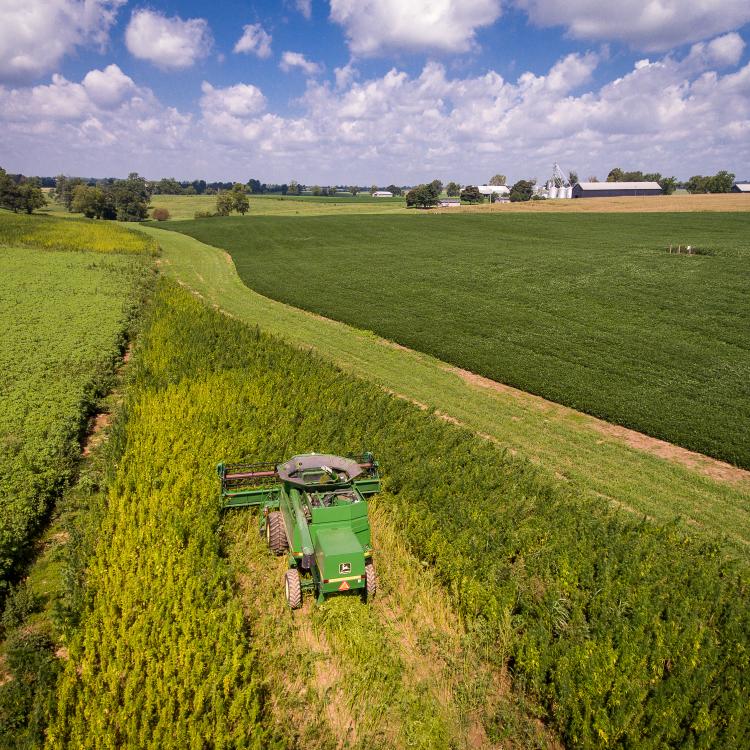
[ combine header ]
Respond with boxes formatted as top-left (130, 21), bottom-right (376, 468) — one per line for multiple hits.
top-left (217, 453), bottom-right (380, 609)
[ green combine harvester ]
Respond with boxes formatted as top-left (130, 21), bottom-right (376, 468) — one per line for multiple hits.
top-left (217, 453), bottom-right (380, 609)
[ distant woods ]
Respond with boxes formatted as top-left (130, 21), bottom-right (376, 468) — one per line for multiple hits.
top-left (0, 168), bottom-right (47, 214)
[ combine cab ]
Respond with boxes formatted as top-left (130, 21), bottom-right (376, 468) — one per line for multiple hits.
top-left (217, 453), bottom-right (380, 609)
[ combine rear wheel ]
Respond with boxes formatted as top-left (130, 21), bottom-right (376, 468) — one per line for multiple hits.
top-left (365, 561), bottom-right (377, 601)
top-left (266, 511), bottom-right (288, 555)
top-left (285, 569), bottom-right (302, 609)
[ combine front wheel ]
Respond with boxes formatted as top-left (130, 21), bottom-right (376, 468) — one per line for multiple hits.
top-left (365, 561), bottom-right (377, 601)
top-left (266, 511), bottom-right (288, 555)
top-left (285, 569), bottom-right (302, 609)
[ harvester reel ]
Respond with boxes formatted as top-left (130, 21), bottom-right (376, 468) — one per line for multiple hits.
top-left (266, 511), bottom-right (288, 555)
top-left (285, 569), bottom-right (302, 609)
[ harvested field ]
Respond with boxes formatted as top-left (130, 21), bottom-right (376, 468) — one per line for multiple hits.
top-left (444, 193), bottom-right (750, 213)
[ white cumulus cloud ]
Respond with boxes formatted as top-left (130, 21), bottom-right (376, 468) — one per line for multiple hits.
top-left (82, 64), bottom-right (136, 108)
top-left (516, 0), bottom-right (750, 52)
top-left (125, 9), bottom-right (212, 69)
top-left (234, 23), bottom-right (272, 58)
top-left (329, 0), bottom-right (502, 55)
top-left (280, 51), bottom-right (323, 75)
top-left (0, 0), bottom-right (125, 83)
top-left (200, 81), bottom-right (266, 117)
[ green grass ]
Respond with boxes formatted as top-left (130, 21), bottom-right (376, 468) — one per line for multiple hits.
top-left (145, 193), bottom-right (408, 220)
top-left (140, 224), bottom-right (750, 556)
top-left (159, 213), bottom-right (750, 469)
top-left (0, 242), bottom-right (149, 596)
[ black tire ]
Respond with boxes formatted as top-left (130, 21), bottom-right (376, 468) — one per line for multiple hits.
top-left (285, 569), bottom-right (302, 610)
top-left (266, 511), bottom-right (288, 555)
top-left (365, 561), bottom-right (377, 601)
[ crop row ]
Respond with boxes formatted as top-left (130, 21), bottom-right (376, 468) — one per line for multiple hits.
top-left (0, 241), bottom-right (151, 599)
top-left (51, 282), bottom-right (748, 748)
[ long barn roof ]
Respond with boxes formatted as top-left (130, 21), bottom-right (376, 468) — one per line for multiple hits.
top-left (576, 182), bottom-right (662, 190)
top-left (734, 183), bottom-right (750, 192)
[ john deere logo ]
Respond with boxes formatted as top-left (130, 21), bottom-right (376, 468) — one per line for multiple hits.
top-left (339, 562), bottom-right (351, 574)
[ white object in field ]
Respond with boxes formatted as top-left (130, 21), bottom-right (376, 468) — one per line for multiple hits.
top-left (548, 186), bottom-right (559, 199)
top-left (477, 185), bottom-right (510, 196)
top-left (372, 191), bottom-right (393, 197)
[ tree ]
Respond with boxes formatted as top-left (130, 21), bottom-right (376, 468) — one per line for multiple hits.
top-left (152, 207), bottom-right (170, 221)
top-left (247, 178), bottom-right (263, 194)
top-left (312, 185), bottom-right (322, 196)
top-left (231, 185), bottom-right (250, 215)
top-left (112, 172), bottom-right (149, 221)
top-left (370, 184), bottom-right (378, 195)
top-left (509, 179), bottom-right (535, 202)
top-left (288, 179), bottom-right (300, 195)
top-left (216, 192), bottom-right (233, 216)
top-left (606, 168), bottom-right (625, 182)
top-left (658, 176), bottom-right (678, 195)
top-left (488, 174), bottom-right (506, 186)
top-left (154, 177), bottom-right (183, 195)
top-left (0, 168), bottom-right (23, 211)
top-left (348, 185), bottom-right (359, 196)
top-left (71, 185), bottom-right (115, 219)
top-left (460, 185), bottom-right (482, 203)
top-left (385, 184), bottom-right (402, 196)
top-left (568, 171), bottom-right (579, 185)
top-left (430, 179), bottom-right (443, 195)
top-left (446, 182), bottom-right (461, 197)
top-left (55, 175), bottom-right (85, 210)
top-left (708, 170), bottom-right (735, 193)
top-left (405, 183), bottom-right (439, 209)
top-left (18, 180), bottom-right (47, 214)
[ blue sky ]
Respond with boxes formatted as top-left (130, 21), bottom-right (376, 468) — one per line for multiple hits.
top-left (1, 1), bottom-right (749, 183)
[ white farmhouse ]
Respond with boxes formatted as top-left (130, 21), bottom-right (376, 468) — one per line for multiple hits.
top-left (372, 191), bottom-right (394, 197)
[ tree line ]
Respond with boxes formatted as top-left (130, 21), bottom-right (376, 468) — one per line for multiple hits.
top-left (56, 173), bottom-right (151, 221)
top-left (0, 168), bottom-right (47, 214)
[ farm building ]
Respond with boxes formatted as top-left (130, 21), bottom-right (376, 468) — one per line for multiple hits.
top-left (572, 182), bottom-right (663, 198)
top-left (438, 199), bottom-right (461, 207)
top-left (732, 182), bottom-right (750, 193)
top-left (477, 185), bottom-right (510, 197)
top-left (372, 190), bottom-right (393, 197)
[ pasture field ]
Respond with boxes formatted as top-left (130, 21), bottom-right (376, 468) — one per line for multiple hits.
top-left (144, 193), bottom-right (408, 219)
top-left (0, 216), bottom-right (152, 598)
top-left (161, 212), bottom-right (750, 470)
top-left (48, 282), bottom-right (749, 748)
top-left (145, 225), bottom-right (750, 555)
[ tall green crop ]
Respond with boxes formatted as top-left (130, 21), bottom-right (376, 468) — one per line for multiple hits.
top-left (51, 282), bottom-right (749, 748)
top-left (0, 243), bottom-right (150, 598)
